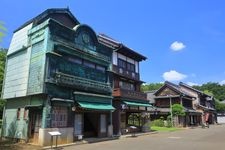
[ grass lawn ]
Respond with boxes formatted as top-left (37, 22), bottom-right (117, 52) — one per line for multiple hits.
top-left (151, 126), bottom-right (181, 132)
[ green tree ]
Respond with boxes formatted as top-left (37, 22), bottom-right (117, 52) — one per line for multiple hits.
top-left (171, 104), bottom-right (185, 127)
top-left (0, 21), bottom-right (6, 118)
top-left (193, 82), bottom-right (225, 101)
top-left (141, 83), bottom-right (163, 92)
top-left (0, 21), bottom-right (6, 43)
top-left (172, 104), bottom-right (185, 116)
top-left (215, 100), bottom-right (225, 112)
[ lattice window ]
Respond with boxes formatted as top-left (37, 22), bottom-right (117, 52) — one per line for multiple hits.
top-left (51, 106), bottom-right (68, 128)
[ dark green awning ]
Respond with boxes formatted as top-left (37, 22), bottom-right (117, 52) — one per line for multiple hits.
top-left (123, 101), bottom-right (152, 107)
top-left (77, 101), bottom-right (115, 110)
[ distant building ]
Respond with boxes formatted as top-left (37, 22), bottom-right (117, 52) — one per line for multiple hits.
top-left (179, 82), bottom-right (216, 125)
top-left (152, 81), bottom-right (200, 127)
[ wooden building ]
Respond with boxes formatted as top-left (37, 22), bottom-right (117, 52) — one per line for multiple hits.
top-left (153, 81), bottom-right (201, 127)
top-left (98, 34), bottom-right (152, 135)
top-left (1, 8), bottom-right (114, 146)
top-left (179, 82), bottom-right (216, 125)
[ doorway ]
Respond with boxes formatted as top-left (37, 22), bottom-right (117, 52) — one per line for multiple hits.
top-left (28, 108), bottom-right (42, 144)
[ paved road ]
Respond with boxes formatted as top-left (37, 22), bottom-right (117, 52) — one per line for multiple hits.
top-left (63, 125), bottom-right (225, 150)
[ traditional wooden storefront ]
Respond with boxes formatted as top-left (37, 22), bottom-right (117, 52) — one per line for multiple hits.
top-left (153, 81), bottom-right (201, 127)
top-left (179, 82), bottom-right (216, 125)
top-left (98, 34), bottom-right (151, 135)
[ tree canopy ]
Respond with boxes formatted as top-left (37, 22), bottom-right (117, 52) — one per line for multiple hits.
top-left (141, 83), bottom-right (163, 92)
top-left (0, 21), bottom-right (6, 43)
top-left (193, 82), bottom-right (225, 101)
top-left (172, 104), bottom-right (185, 116)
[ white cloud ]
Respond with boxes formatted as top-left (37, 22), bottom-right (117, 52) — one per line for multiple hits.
top-left (219, 80), bottom-right (225, 85)
top-left (162, 70), bottom-right (187, 81)
top-left (187, 82), bottom-right (199, 86)
top-left (170, 41), bottom-right (186, 51)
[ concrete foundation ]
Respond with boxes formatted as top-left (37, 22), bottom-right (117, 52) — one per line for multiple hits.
top-left (39, 127), bottom-right (73, 146)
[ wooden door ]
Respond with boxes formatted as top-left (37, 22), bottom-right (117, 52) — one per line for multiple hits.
top-left (28, 110), bottom-right (42, 143)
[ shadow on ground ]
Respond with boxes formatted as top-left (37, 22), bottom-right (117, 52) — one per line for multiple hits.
top-left (0, 139), bottom-right (42, 150)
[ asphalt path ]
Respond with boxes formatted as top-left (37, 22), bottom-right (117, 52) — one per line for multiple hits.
top-left (63, 125), bottom-right (225, 150)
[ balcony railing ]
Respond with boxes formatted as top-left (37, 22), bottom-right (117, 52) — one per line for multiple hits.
top-left (55, 72), bottom-right (112, 94)
top-left (113, 88), bottom-right (147, 100)
top-left (112, 65), bottom-right (139, 80)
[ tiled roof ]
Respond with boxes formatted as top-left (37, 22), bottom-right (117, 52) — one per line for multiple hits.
top-left (14, 8), bottom-right (80, 32)
top-left (98, 34), bottom-right (147, 61)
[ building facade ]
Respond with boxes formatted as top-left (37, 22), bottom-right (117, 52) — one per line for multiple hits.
top-left (98, 34), bottom-right (151, 135)
top-left (147, 81), bottom-right (216, 127)
top-left (1, 8), bottom-right (114, 146)
top-left (150, 81), bottom-right (202, 127)
top-left (179, 82), bottom-right (216, 125)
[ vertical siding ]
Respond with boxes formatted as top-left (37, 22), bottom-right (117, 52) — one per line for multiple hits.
top-left (3, 108), bottom-right (27, 139)
top-left (27, 41), bottom-right (45, 94)
top-left (2, 48), bottom-right (31, 99)
top-left (7, 23), bottom-right (33, 55)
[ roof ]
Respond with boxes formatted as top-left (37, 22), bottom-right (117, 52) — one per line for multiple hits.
top-left (14, 8), bottom-right (80, 32)
top-left (98, 34), bottom-right (147, 61)
top-left (179, 82), bottom-right (212, 97)
top-left (154, 81), bottom-right (195, 98)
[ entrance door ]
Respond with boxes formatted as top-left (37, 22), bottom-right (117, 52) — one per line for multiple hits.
top-left (74, 114), bottom-right (83, 135)
top-left (100, 114), bottom-right (107, 134)
top-left (28, 109), bottom-right (42, 143)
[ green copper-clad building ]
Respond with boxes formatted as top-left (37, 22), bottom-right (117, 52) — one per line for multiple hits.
top-left (1, 8), bottom-right (114, 146)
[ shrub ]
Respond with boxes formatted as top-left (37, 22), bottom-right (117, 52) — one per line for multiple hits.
top-left (151, 117), bottom-right (164, 127)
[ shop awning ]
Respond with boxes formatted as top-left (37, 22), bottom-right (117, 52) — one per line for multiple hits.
top-left (123, 101), bottom-right (152, 107)
top-left (77, 101), bottom-right (115, 110)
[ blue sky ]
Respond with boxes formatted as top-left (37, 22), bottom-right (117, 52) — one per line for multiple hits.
top-left (1, 0), bottom-right (225, 85)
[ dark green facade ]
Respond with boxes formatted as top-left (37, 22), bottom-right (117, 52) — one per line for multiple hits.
top-left (1, 9), bottom-right (114, 145)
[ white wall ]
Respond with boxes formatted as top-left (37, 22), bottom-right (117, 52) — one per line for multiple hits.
top-left (118, 53), bottom-right (126, 61)
top-left (7, 23), bottom-right (33, 55)
top-left (112, 51), bottom-right (117, 65)
top-left (217, 116), bottom-right (225, 124)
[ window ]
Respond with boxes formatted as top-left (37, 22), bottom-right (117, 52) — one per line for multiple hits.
top-left (51, 106), bottom-right (68, 128)
top-left (119, 81), bottom-right (135, 91)
top-left (127, 62), bottom-right (135, 72)
top-left (118, 59), bottom-right (135, 72)
top-left (96, 65), bottom-right (106, 72)
top-left (83, 60), bottom-right (95, 69)
top-left (118, 59), bottom-right (126, 69)
top-left (68, 57), bottom-right (82, 65)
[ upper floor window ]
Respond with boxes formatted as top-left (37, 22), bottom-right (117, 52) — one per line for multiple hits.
top-left (83, 60), bottom-right (95, 69)
top-left (118, 58), bottom-right (135, 72)
top-left (96, 65), bottom-right (106, 72)
top-left (118, 59), bottom-right (126, 69)
top-left (127, 62), bottom-right (135, 72)
top-left (119, 81), bottom-right (135, 91)
top-left (68, 57), bottom-right (82, 65)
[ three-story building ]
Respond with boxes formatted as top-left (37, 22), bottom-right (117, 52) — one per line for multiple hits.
top-left (1, 8), bottom-right (114, 146)
top-left (98, 34), bottom-right (151, 135)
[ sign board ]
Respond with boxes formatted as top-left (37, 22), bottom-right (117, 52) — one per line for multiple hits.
top-left (48, 131), bottom-right (61, 136)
